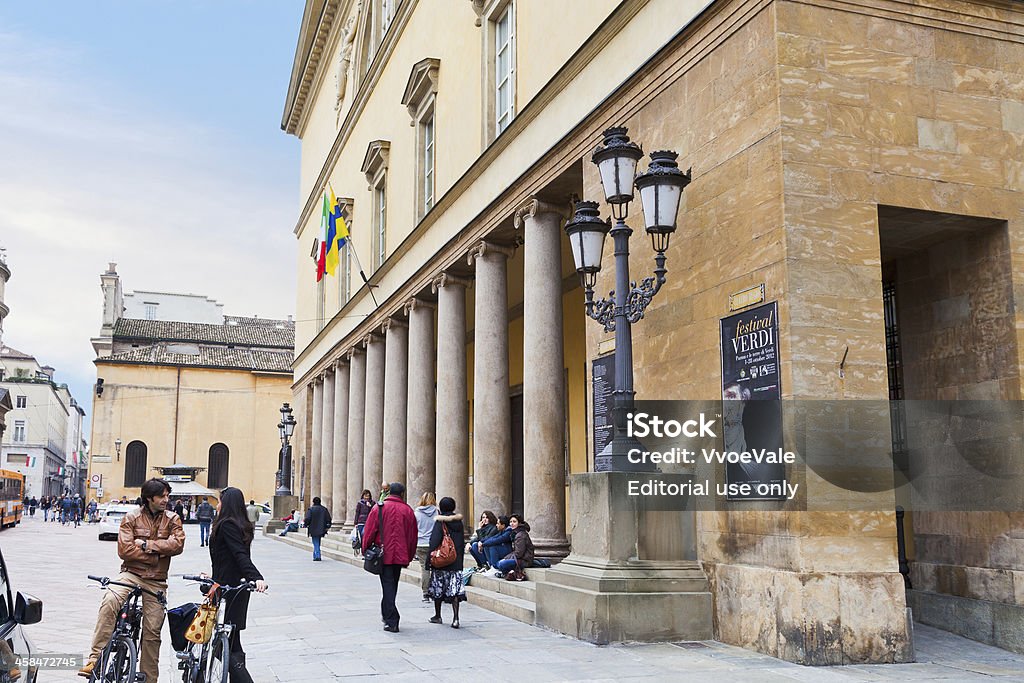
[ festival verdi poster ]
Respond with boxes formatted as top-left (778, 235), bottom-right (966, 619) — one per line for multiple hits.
top-left (719, 301), bottom-right (785, 500)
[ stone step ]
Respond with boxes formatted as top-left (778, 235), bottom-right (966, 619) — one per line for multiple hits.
top-left (267, 529), bottom-right (538, 625)
top-left (464, 585), bottom-right (536, 624)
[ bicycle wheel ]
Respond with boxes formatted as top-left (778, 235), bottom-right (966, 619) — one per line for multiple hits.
top-left (203, 633), bottom-right (231, 683)
top-left (96, 636), bottom-right (137, 683)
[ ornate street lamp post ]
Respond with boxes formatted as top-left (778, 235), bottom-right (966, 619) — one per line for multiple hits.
top-left (276, 402), bottom-right (296, 496)
top-left (565, 126), bottom-right (690, 472)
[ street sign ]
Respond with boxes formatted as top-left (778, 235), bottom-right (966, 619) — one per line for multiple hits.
top-left (97, 488), bottom-right (104, 498)
top-left (89, 473), bottom-right (103, 489)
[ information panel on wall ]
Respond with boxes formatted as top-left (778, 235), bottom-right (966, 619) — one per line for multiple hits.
top-left (591, 354), bottom-right (615, 471)
top-left (719, 301), bottom-right (785, 500)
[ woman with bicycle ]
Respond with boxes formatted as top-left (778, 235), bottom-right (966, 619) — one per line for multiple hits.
top-left (209, 487), bottom-right (268, 683)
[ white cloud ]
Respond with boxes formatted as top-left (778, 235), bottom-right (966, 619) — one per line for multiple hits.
top-left (0, 25), bottom-right (299, 437)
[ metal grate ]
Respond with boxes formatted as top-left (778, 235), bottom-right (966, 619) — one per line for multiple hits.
top-left (883, 281), bottom-right (908, 468)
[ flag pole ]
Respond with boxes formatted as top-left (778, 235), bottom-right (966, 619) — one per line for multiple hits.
top-left (344, 225), bottom-right (380, 308)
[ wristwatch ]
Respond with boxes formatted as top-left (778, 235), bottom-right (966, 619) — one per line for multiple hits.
top-left (142, 540), bottom-right (149, 552)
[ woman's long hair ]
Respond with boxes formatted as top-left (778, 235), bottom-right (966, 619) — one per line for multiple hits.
top-left (211, 487), bottom-right (254, 545)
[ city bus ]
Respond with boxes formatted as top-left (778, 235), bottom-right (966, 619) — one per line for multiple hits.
top-left (0, 469), bottom-right (24, 529)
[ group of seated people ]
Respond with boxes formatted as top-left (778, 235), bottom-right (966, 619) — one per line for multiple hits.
top-left (464, 510), bottom-right (540, 578)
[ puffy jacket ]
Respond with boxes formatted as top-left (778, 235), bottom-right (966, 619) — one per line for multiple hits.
top-left (118, 506), bottom-right (186, 580)
top-left (510, 526), bottom-right (535, 566)
top-left (361, 496), bottom-right (417, 566)
top-left (482, 527), bottom-right (513, 548)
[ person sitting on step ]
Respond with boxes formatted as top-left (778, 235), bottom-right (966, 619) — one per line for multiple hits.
top-left (494, 514), bottom-right (534, 579)
top-left (480, 515), bottom-right (513, 574)
top-left (467, 510), bottom-right (498, 569)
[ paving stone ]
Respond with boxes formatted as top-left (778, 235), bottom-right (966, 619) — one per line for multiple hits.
top-left (4, 516), bottom-right (1024, 681)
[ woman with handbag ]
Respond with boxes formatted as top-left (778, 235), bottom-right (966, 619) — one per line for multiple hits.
top-left (209, 487), bottom-right (269, 682)
top-left (426, 496), bottom-right (467, 628)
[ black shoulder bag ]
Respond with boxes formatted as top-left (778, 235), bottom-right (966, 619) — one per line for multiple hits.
top-left (362, 503), bottom-right (385, 575)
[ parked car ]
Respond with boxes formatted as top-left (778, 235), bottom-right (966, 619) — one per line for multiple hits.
top-left (97, 504), bottom-right (138, 541)
top-left (0, 546), bottom-right (43, 682)
top-left (255, 502), bottom-right (272, 528)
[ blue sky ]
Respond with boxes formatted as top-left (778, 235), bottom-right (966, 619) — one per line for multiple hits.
top-left (0, 1), bottom-right (304, 442)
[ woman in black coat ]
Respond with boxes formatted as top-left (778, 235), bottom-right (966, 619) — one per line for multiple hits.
top-left (209, 487), bottom-right (268, 683)
top-left (426, 496), bottom-right (466, 628)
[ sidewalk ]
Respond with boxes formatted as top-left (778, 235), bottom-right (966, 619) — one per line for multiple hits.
top-left (4, 515), bottom-right (1023, 682)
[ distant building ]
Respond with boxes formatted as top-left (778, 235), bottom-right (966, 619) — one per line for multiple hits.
top-left (88, 265), bottom-right (294, 504)
top-left (0, 345), bottom-right (85, 498)
top-left (0, 253), bottom-right (86, 498)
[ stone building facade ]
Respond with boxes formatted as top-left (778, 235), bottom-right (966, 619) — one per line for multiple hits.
top-left (87, 266), bottom-right (295, 504)
top-left (282, 0), bottom-right (1024, 663)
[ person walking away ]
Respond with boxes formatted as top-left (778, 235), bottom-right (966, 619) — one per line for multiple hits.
top-left (304, 497), bottom-right (332, 561)
top-left (353, 489), bottom-right (374, 549)
top-left (467, 511), bottom-right (498, 569)
top-left (71, 495), bottom-right (83, 528)
top-left (427, 497), bottom-right (467, 628)
top-left (480, 516), bottom-right (514, 572)
top-left (245, 500), bottom-right (261, 527)
top-left (41, 497), bottom-right (50, 522)
top-left (173, 500), bottom-right (185, 520)
top-left (61, 495), bottom-right (72, 525)
top-left (208, 487), bottom-right (268, 682)
top-left (494, 514), bottom-right (534, 578)
top-left (195, 497), bottom-right (216, 547)
top-left (361, 482), bottom-right (417, 632)
top-left (414, 493), bottom-right (438, 601)
top-left (78, 478), bottom-right (185, 681)
top-left (29, 496), bottom-right (37, 517)
top-left (87, 499), bottom-right (98, 523)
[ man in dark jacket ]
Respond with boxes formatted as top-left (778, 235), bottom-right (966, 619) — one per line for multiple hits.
top-left (362, 482), bottom-right (417, 632)
top-left (304, 496), bottom-right (332, 561)
top-left (195, 497), bottom-right (216, 547)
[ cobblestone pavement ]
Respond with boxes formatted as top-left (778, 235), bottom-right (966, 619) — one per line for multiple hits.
top-left (2, 514), bottom-right (1023, 682)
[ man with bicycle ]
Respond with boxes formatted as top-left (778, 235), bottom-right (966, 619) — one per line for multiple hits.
top-left (79, 478), bottom-right (186, 681)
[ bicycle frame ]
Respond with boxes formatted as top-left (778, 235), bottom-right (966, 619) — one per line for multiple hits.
top-left (87, 575), bottom-right (167, 683)
top-left (178, 577), bottom-right (254, 683)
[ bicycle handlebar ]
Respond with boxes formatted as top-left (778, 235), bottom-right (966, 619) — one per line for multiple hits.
top-left (182, 575), bottom-right (260, 593)
top-left (87, 575), bottom-right (167, 604)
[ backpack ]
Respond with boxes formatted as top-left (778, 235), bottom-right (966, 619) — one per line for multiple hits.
top-left (430, 522), bottom-right (458, 568)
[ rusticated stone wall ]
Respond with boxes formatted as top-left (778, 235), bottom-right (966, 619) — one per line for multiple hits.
top-left (589, 0), bottom-right (1023, 664)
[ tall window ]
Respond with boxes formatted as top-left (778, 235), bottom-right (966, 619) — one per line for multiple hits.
top-left (124, 440), bottom-right (147, 487)
top-left (422, 113), bottom-right (435, 215)
top-left (338, 238), bottom-right (352, 304)
top-left (381, 0), bottom-right (396, 41)
top-left (12, 421), bottom-right (25, 442)
top-left (144, 302), bottom-right (158, 320)
top-left (495, 2), bottom-right (516, 134)
top-left (883, 280), bottom-right (908, 471)
top-left (208, 443), bottom-right (229, 489)
top-left (15, 395), bottom-right (26, 408)
top-left (374, 177), bottom-right (387, 269)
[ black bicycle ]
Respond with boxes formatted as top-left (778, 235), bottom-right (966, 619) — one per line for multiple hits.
top-left (175, 575), bottom-right (257, 683)
top-left (87, 575), bottom-right (167, 683)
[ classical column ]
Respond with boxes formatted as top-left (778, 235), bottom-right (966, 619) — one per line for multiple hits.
top-left (382, 318), bottom-right (409, 485)
top-left (516, 199), bottom-right (569, 556)
top-left (299, 383), bottom-right (313, 505)
top-left (433, 272), bottom-right (471, 508)
top-left (332, 358), bottom-right (350, 527)
top-left (363, 333), bottom-right (386, 493)
top-left (310, 373), bottom-right (324, 504)
top-left (469, 240), bottom-right (515, 517)
top-left (405, 298), bottom-right (436, 501)
top-left (320, 366), bottom-right (335, 512)
top-left (345, 347), bottom-right (366, 526)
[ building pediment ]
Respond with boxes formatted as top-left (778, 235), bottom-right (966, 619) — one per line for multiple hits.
top-left (400, 57), bottom-right (440, 121)
top-left (361, 139), bottom-right (391, 185)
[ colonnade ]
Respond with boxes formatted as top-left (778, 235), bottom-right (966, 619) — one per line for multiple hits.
top-left (300, 199), bottom-right (569, 555)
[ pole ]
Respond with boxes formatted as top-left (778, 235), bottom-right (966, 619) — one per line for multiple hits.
top-left (593, 219), bottom-right (654, 473)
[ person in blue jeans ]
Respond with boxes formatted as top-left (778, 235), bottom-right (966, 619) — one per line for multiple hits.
top-left (304, 496), bottom-right (332, 561)
top-left (195, 497), bottom-right (216, 546)
top-left (480, 516), bottom-right (513, 570)
top-left (494, 515), bottom-right (534, 578)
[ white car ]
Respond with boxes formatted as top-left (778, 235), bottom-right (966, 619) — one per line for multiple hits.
top-left (97, 504), bottom-right (138, 540)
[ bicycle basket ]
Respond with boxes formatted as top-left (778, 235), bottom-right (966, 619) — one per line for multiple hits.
top-left (167, 603), bottom-right (199, 652)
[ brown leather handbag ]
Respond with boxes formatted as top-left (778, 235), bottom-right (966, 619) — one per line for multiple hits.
top-left (429, 523), bottom-right (457, 568)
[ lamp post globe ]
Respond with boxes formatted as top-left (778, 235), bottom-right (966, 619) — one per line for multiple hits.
top-left (634, 150), bottom-right (691, 253)
top-left (591, 127), bottom-right (643, 220)
top-left (564, 200), bottom-right (610, 289)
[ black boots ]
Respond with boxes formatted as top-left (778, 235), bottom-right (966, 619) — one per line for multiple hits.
top-left (228, 652), bottom-right (255, 683)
